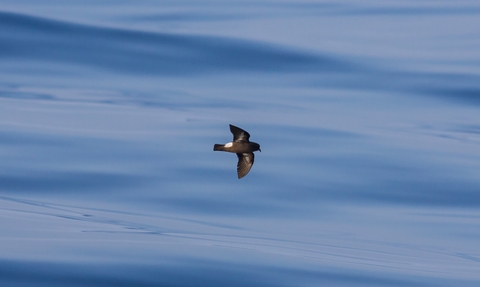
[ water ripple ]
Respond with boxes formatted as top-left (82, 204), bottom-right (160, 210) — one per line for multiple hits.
top-left (0, 11), bottom-right (344, 75)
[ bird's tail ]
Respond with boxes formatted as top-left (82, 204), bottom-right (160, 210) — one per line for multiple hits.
top-left (213, 144), bottom-right (225, 151)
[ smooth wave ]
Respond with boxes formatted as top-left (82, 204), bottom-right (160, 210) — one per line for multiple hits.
top-left (0, 11), bottom-right (345, 76)
top-left (1, 195), bottom-right (478, 287)
top-left (1, 259), bottom-right (450, 287)
top-left (0, 172), bottom-right (142, 194)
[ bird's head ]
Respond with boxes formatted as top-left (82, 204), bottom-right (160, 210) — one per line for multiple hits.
top-left (252, 142), bottom-right (261, 152)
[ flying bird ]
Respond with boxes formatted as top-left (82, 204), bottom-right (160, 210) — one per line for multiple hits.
top-left (214, 124), bottom-right (261, 179)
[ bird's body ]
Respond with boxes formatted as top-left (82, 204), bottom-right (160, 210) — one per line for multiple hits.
top-left (213, 124), bottom-right (261, 179)
top-left (213, 142), bottom-right (259, 153)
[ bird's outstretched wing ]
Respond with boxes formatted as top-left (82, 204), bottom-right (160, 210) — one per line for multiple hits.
top-left (237, 152), bottom-right (254, 179)
top-left (230, 124), bottom-right (250, 143)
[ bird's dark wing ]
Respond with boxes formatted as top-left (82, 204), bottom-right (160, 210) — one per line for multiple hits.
top-left (236, 153), bottom-right (254, 179)
top-left (230, 124), bottom-right (250, 143)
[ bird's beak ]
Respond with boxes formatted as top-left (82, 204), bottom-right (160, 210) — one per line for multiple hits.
top-left (259, 148), bottom-right (261, 152)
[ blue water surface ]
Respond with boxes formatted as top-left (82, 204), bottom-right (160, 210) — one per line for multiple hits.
top-left (1, 1), bottom-right (480, 286)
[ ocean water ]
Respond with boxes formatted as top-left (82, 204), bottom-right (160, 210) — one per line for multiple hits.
top-left (1, 1), bottom-right (480, 286)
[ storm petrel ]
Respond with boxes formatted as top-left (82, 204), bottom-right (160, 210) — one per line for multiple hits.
top-left (214, 124), bottom-right (261, 179)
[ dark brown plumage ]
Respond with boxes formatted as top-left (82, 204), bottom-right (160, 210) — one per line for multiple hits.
top-left (213, 124), bottom-right (261, 179)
